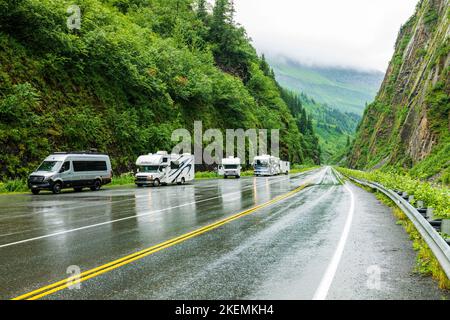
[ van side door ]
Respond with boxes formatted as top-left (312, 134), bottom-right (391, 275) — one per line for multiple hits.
top-left (59, 161), bottom-right (73, 187)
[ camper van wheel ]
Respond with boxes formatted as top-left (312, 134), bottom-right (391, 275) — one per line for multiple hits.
top-left (52, 182), bottom-right (62, 194)
top-left (181, 178), bottom-right (186, 185)
top-left (32, 189), bottom-right (40, 195)
top-left (224, 175), bottom-right (228, 179)
top-left (236, 175), bottom-right (241, 179)
top-left (153, 179), bottom-right (161, 187)
top-left (91, 180), bottom-right (101, 191)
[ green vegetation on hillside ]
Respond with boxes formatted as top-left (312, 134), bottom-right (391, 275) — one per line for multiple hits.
top-left (269, 56), bottom-right (384, 115)
top-left (280, 89), bottom-right (321, 164)
top-left (0, 0), bottom-right (320, 180)
top-left (299, 93), bottom-right (360, 163)
top-left (266, 57), bottom-right (365, 164)
top-left (349, 0), bottom-right (449, 183)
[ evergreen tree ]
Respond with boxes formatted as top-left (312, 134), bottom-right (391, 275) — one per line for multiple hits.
top-left (196, 0), bottom-right (208, 23)
top-left (260, 54), bottom-right (271, 77)
top-left (209, 0), bottom-right (252, 80)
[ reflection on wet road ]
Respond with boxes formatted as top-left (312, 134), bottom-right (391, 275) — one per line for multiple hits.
top-left (0, 167), bottom-right (446, 300)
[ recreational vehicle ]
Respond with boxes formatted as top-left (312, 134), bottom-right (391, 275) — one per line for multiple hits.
top-left (280, 161), bottom-right (291, 175)
top-left (135, 151), bottom-right (194, 187)
top-left (218, 157), bottom-right (242, 179)
top-left (28, 152), bottom-right (112, 195)
top-left (253, 155), bottom-right (281, 176)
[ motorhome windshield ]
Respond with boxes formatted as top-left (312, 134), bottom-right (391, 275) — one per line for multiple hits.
top-left (224, 165), bottom-right (239, 169)
top-left (255, 160), bottom-right (269, 167)
top-left (37, 161), bottom-right (61, 172)
top-left (139, 166), bottom-right (160, 173)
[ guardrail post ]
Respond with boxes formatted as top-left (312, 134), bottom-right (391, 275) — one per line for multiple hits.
top-left (343, 174), bottom-right (450, 278)
top-left (416, 200), bottom-right (424, 209)
top-left (427, 208), bottom-right (434, 220)
top-left (442, 220), bottom-right (450, 238)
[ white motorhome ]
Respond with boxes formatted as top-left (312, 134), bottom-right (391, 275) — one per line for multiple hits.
top-left (253, 155), bottom-right (281, 176)
top-left (218, 157), bottom-right (241, 179)
top-left (135, 151), bottom-right (194, 187)
top-left (28, 152), bottom-right (112, 195)
top-left (280, 161), bottom-right (290, 175)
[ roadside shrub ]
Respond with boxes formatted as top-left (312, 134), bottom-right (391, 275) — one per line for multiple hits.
top-left (337, 167), bottom-right (450, 218)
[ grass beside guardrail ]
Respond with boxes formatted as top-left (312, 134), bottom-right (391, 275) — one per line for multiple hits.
top-left (368, 188), bottom-right (450, 290)
top-left (341, 169), bottom-right (450, 289)
top-left (336, 167), bottom-right (450, 219)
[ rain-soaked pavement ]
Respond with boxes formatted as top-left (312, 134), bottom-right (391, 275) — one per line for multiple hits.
top-left (0, 167), bottom-right (447, 300)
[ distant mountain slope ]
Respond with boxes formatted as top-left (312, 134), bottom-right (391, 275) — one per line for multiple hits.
top-left (298, 93), bottom-right (360, 163)
top-left (268, 56), bottom-right (384, 115)
top-left (349, 0), bottom-right (449, 183)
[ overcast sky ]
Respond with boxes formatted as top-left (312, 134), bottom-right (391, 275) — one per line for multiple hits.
top-left (232, 0), bottom-right (419, 72)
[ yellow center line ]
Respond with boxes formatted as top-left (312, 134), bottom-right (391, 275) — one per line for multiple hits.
top-left (13, 182), bottom-right (311, 300)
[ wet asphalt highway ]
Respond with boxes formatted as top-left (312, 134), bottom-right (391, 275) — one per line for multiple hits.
top-left (0, 167), bottom-right (447, 300)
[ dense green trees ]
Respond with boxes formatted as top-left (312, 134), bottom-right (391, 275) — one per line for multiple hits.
top-left (280, 89), bottom-right (321, 164)
top-left (0, 0), bottom-right (320, 178)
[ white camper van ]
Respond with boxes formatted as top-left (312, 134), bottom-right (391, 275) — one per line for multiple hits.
top-left (218, 157), bottom-right (241, 179)
top-left (135, 151), bottom-right (194, 187)
top-left (28, 152), bottom-right (112, 195)
top-left (280, 161), bottom-right (290, 175)
top-left (253, 155), bottom-right (281, 176)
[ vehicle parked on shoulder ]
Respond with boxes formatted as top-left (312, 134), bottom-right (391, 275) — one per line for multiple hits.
top-left (28, 152), bottom-right (112, 195)
top-left (253, 155), bottom-right (281, 176)
top-left (218, 157), bottom-right (242, 179)
top-left (135, 151), bottom-right (195, 187)
top-left (280, 161), bottom-right (290, 175)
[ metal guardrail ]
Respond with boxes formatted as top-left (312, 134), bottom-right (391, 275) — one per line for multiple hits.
top-left (344, 175), bottom-right (450, 279)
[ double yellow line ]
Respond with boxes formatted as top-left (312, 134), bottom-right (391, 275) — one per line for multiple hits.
top-left (13, 182), bottom-right (311, 300)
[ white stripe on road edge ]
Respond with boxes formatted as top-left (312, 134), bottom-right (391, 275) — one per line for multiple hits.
top-left (0, 170), bottom-right (324, 249)
top-left (313, 180), bottom-right (355, 300)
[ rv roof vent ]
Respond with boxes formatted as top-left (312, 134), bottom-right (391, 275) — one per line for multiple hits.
top-left (157, 151), bottom-right (168, 155)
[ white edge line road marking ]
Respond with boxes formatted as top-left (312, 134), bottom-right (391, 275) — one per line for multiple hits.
top-left (313, 175), bottom-right (355, 300)
top-left (0, 170), bottom-right (325, 249)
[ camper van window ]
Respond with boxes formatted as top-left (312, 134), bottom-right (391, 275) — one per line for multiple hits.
top-left (60, 161), bottom-right (70, 173)
top-left (38, 161), bottom-right (61, 172)
top-left (140, 166), bottom-right (160, 173)
top-left (224, 165), bottom-right (238, 169)
top-left (73, 161), bottom-right (107, 172)
top-left (171, 162), bottom-right (180, 170)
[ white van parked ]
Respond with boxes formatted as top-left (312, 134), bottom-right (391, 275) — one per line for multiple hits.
top-left (253, 155), bottom-right (281, 176)
top-left (280, 161), bottom-right (290, 175)
top-left (135, 151), bottom-right (194, 187)
top-left (218, 157), bottom-right (241, 179)
top-left (28, 152), bottom-right (112, 195)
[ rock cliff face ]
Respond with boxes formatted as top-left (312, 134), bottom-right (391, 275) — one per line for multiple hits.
top-left (350, 0), bottom-right (449, 182)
